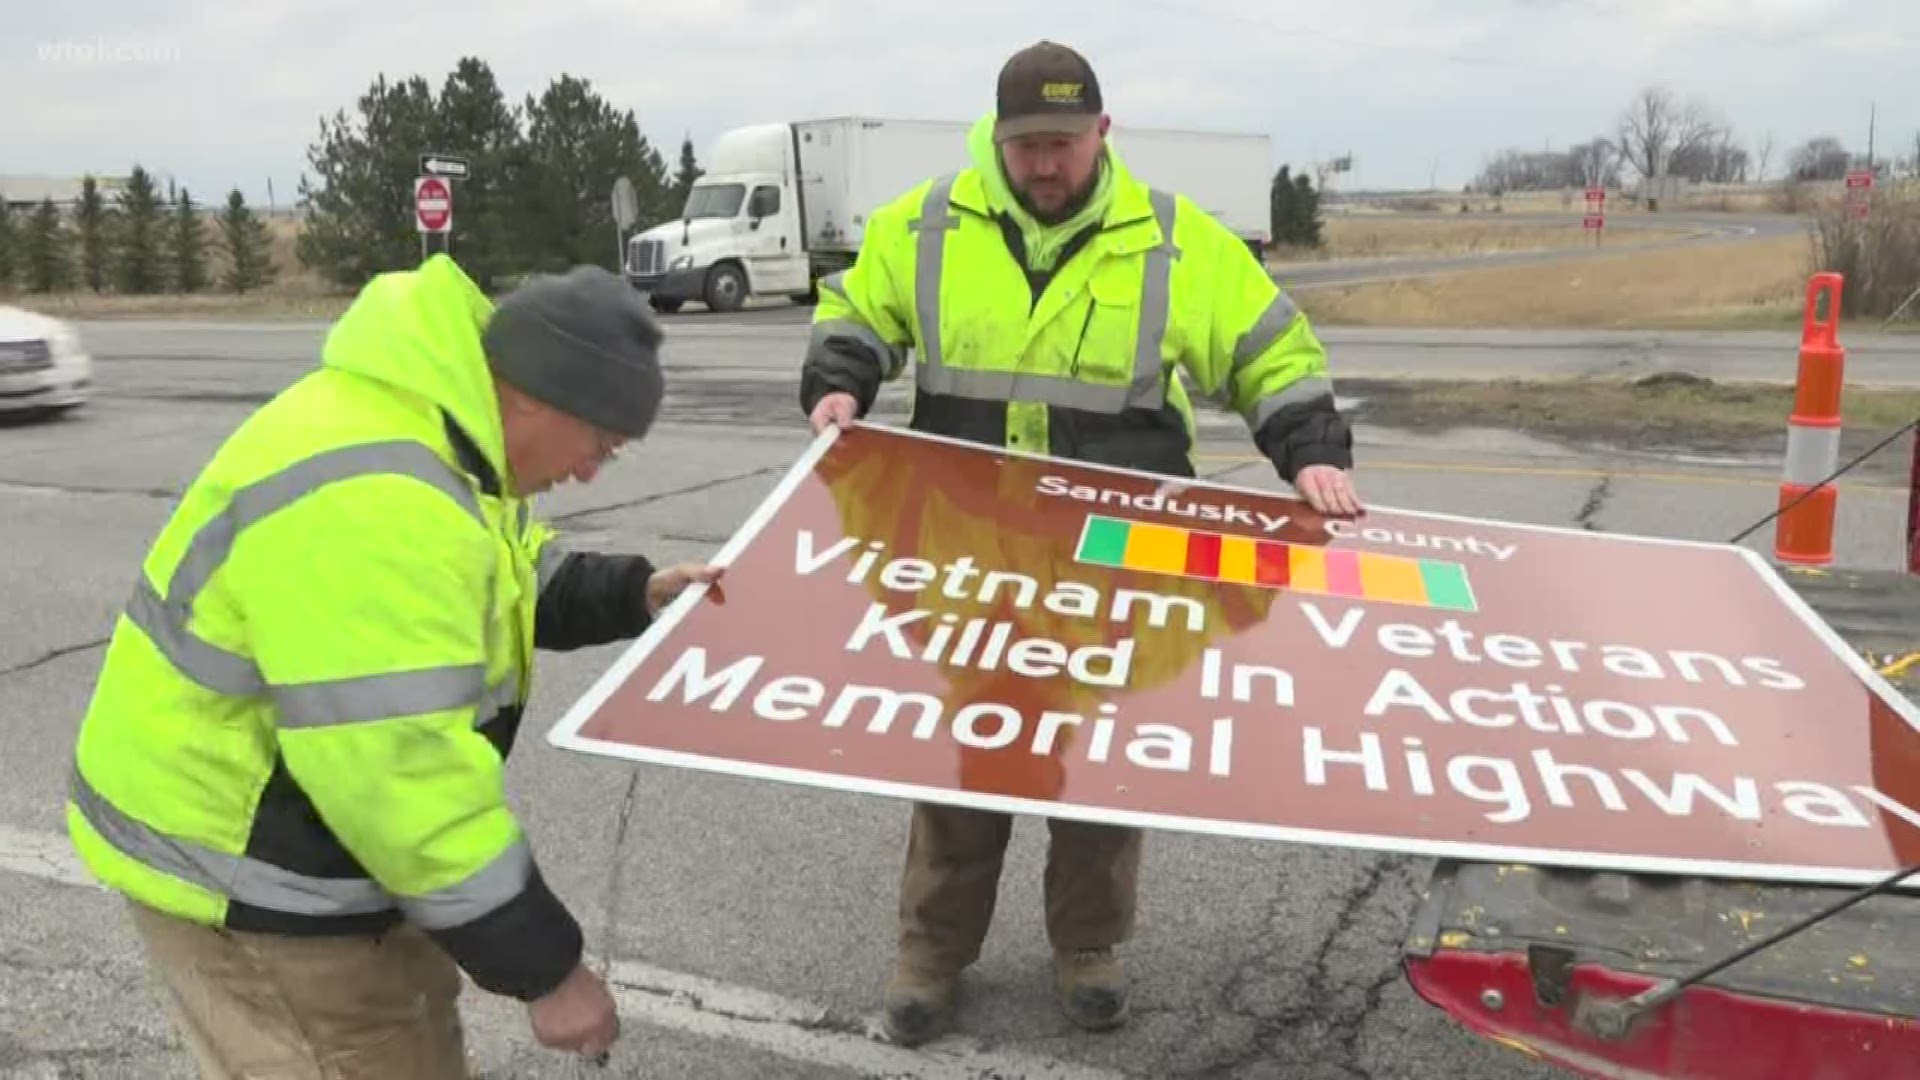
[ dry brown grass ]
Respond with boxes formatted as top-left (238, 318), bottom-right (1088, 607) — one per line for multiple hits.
top-left (1272, 217), bottom-right (1699, 263)
top-left (1297, 233), bottom-right (1814, 329)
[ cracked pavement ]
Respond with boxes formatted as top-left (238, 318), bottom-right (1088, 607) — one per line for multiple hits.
top-left (1, 314), bottom-right (1912, 1077)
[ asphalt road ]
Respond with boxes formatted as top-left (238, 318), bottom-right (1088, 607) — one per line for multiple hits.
top-left (1, 319), bottom-right (1913, 1079)
top-left (66, 315), bottom-right (1920, 398)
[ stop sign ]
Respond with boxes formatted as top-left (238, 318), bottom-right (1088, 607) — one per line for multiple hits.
top-left (415, 175), bottom-right (452, 233)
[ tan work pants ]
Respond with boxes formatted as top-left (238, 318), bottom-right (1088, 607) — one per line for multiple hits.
top-left (897, 801), bottom-right (1142, 974)
top-left (128, 900), bottom-right (470, 1080)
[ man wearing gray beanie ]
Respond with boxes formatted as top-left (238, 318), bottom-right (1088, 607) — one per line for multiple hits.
top-left (71, 253), bottom-right (720, 1078)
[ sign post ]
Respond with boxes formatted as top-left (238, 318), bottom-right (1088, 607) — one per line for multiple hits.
top-left (414, 175), bottom-right (452, 261)
top-left (611, 176), bottom-right (638, 273)
top-left (549, 423), bottom-right (1920, 891)
top-left (413, 151), bottom-right (468, 261)
top-left (1584, 186), bottom-right (1606, 245)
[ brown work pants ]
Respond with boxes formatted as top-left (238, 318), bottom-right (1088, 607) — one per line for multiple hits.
top-left (896, 801), bottom-right (1143, 974)
top-left (127, 900), bottom-right (470, 1080)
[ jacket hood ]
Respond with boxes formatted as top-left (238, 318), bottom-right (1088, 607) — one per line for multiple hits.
top-left (319, 254), bottom-right (506, 481)
top-left (965, 111), bottom-right (1123, 271)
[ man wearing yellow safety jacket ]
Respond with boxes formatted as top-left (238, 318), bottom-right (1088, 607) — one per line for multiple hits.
top-left (67, 254), bottom-right (720, 1077)
top-left (800, 40), bottom-right (1365, 1046)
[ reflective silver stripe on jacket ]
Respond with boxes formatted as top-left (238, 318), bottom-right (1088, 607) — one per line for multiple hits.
top-left (72, 766), bottom-right (532, 925)
top-left (124, 440), bottom-right (488, 701)
top-left (910, 178), bottom-right (1179, 414)
top-left (70, 765), bottom-right (393, 916)
top-left (1228, 292), bottom-right (1334, 429)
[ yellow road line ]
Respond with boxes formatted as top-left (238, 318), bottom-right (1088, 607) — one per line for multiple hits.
top-left (1194, 455), bottom-right (1908, 495)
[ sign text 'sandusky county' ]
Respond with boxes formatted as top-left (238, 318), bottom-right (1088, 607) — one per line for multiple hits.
top-left (549, 422), bottom-right (1920, 888)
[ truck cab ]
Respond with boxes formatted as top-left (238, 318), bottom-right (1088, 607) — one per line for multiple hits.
top-left (623, 123), bottom-right (813, 313)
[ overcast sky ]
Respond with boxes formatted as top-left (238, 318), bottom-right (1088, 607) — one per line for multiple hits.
top-left (7, 0), bottom-right (1916, 208)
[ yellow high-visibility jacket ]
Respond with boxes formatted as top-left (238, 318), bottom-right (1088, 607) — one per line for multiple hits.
top-left (800, 112), bottom-right (1353, 481)
top-left (67, 254), bottom-right (661, 1002)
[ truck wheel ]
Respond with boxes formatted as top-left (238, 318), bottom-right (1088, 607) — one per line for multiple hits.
top-left (650, 297), bottom-right (683, 313)
top-left (704, 263), bottom-right (747, 313)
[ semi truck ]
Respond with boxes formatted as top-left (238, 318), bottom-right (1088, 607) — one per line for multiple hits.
top-left (623, 116), bottom-right (1273, 313)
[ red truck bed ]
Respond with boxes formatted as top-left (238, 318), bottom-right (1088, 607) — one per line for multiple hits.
top-left (1404, 564), bottom-right (1920, 1079)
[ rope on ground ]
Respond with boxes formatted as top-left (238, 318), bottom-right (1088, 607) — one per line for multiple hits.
top-left (1725, 416), bottom-right (1920, 545)
top-left (1880, 652), bottom-right (1920, 679)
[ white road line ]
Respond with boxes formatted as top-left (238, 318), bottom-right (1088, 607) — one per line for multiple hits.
top-left (605, 959), bottom-right (1130, 1079)
top-left (0, 824), bottom-right (97, 888)
top-left (0, 824), bottom-right (1131, 1080)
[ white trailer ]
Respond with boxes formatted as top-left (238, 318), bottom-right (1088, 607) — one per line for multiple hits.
top-left (623, 116), bottom-right (1272, 313)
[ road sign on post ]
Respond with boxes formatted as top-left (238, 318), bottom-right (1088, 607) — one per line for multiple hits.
top-left (1584, 186), bottom-right (1606, 244)
top-left (612, 177), bottom-right (638, 272)
top-left (419, 152), bottom-right (470, 179)
top-left (415, 176), bottom-right (452, 233)
top-left (1846, 170), bottom-right (1874, 219)
top-left (415, 175), bottom-right (452, 262)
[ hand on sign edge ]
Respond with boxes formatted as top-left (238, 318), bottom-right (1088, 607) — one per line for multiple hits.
top-left (1296, 465), bottom-right (1365, 520)
top-left (809, 392), bottom-right (858, 435)
top-left (645, 563), bottom-right (726, 616)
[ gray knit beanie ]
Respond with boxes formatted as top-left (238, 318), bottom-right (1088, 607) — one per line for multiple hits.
top-left (482, 265), bottom-right (666, 439)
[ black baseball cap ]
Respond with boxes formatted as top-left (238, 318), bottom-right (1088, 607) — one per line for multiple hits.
top-left (994, 40), bottom-right (1103, 142)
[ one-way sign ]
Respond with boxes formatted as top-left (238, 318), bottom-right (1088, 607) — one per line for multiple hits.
top-left (419, 152), bottom-right (470, 179)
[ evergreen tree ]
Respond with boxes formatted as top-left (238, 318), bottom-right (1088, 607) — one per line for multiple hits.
top-left (674, 134), bottom-right (703, 207)
top-left (517, 73), bottom-right (673, 273)
top-left (218, 189), bottom-right (277, 293)
top-left (296, 73), bottom-right (443, 288)
top-left (1270, 165), bottom-right (1297, 245)
top-left (23, 198), bottom-right (72, 292)
top-left (116, 165), bottom-right (166, 294)
top-left (1290, 171), bottom-right (1324, 248)
top-left (74, 177), bottom-right (114, 293)
top-left (0, 199), bottom-right (16, 292)
top-left (432, 57), bottom-right (528, 291)
top-left (169, 188), bottom-right (210, 292)
top-left (1269, 165), bottom-right (1324, 248)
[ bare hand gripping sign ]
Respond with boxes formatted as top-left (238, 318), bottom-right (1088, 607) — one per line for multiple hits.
top-left (547, 423), bottom-right (1920, 888)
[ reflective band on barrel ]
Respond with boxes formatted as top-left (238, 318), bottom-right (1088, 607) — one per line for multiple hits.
top-left (126, 441), bottom-right (486, 696)
top-left (70, 766), bottom-right (395, 917)
top-left (910, 177), bottom-right (1179, 414)
top-left (1783, 424), bottom-right (1843, 487)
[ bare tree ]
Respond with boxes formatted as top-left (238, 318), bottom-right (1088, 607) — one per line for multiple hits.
top-left (1754, 132), bottom-right (1775, 183)
top-left (1616, 85), bottom-right (1718, 189)
top-left (1789, 137), bottom-right (1852, 181)
top-left (1568, 139), bottom-right (1621, 187)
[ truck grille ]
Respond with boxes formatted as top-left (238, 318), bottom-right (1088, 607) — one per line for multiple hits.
top-left (0, 339), bottom-right (52, 373)
top-left (628, 239), bottom-right (665, 276)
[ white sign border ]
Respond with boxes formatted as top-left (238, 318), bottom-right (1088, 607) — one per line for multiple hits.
top-left (546, 420), bottom-right (1920, 891)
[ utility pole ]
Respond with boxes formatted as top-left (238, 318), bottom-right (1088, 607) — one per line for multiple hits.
top-left (1867, 101), bottom-right (1877, 172)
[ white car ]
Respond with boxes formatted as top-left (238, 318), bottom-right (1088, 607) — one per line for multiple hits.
top-left (0, 305), bottom-right (91, 416)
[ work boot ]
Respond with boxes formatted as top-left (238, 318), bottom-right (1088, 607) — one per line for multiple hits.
top-left (881, 961), bottom-right (958, 1047)
top-left (1054, 946), bottom-right (1129, 1031)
